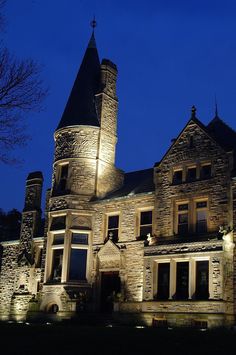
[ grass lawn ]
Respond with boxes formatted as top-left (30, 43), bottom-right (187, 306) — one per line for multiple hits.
top-left (0, 322), bottom-right (235, 355)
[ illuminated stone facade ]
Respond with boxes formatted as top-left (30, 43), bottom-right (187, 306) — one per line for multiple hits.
top-left (0, 32), bottom-right (236, 328)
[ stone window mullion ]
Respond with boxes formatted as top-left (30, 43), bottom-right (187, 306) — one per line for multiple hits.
top-left (61, 230), bottom-right (71, 283)
top-left (169, 260), bottom-right (176, 299)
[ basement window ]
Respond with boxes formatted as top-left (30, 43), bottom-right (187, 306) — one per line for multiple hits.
top-left (194, 320), bottom-right (208, 330)
top-left (152, 318), bottom-right (168, 328)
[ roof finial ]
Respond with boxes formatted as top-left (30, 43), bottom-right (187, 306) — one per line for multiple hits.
top-left (90, 16), bottom-right (97, 34)
top-left (191, 105), bottom-right (197, 118)
top-left (215, 94), bottom-right (219, 118)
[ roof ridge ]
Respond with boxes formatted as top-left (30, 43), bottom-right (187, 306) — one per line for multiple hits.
top-left (207, 115), bottom-right (236, 135)
top-left (125, 167), bottom-right (153, 175)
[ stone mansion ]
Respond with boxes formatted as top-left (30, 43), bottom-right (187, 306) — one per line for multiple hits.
top-left (0, 29), bottom-right (236, 328)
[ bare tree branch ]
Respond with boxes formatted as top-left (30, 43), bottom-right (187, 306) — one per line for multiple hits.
top-left (0, 2), bottom-right (48, 164)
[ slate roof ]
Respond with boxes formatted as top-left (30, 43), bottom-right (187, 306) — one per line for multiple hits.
top-left (207, 116), bottom-right (236, 152)
top-left (97, 168), bottom-right (155, 201)
top-left (57, 32), bottom-right (101, 130)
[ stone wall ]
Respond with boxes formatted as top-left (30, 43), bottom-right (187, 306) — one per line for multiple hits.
top-left (92, 194), bottom-right (155, 244)
top-left (54, 127), bottom-right (100, 162)
top-left (0, 243), bottom-right (18, 319)
top-left (154, 120), bottom-right (232, 237)
top-left (124, 241), bottom-right (144, 301)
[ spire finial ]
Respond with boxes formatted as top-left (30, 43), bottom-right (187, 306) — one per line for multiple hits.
top-left (215, 94), bottom-right (219, 118)
top-left (90, 16), bottom-right (97, 34)
top-left (191, 105), bottom-right (197, 118)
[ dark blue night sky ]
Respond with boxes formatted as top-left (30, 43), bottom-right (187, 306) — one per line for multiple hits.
top-left (1, 0), bottom-right (236, 211)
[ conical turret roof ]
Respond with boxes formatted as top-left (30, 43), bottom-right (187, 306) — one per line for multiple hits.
top-left (57, 32), bottom-right (101, 130)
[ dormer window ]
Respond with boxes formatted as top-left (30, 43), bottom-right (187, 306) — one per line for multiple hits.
top-left (173, 170), bottom-right (183, 184)
top-left (187, 167), bottom-right (197, 182)
top-left (200, 164), bottom-right (211, 179)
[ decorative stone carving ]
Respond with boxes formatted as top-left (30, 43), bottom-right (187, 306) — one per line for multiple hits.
top-left (25, 187), bottom-right (37, 208)
top-left (98, 240), bottom-right (121, 269)
top-left (49, 198), bottom-right (68, 211)
top-left (19, 212), bottom-right (34, 254)
top-left (98, 240), bottom-right (120, 260)
top-left (54, 129), bottom-right (99, 161)
top-left (145, 240), bottom-right (223, 256)
top-left (71, 215), bottom-right (91, 229)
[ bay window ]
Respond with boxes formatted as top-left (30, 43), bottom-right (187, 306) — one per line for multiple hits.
top-left (48, 214), bottom-right (90, 284)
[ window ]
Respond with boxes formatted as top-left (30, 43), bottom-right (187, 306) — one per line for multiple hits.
top-left (157, 263), bottom-right (170, 300)
top-left (139, 211), bottom-right (152, 237)
top-left (71, 233), bottom-right (88, 245)
top-left (152, 318), bottom-right (168, 328)
top-left (58, 163), bottom-right (69, 191)
top-left (173, 170), bottom-right (183, 184)
top-left (186, 167), bottom-right (197, 182)
top-left (196, 201), bottom-right (207, 233)
top-left (177, 204), bottom-right (189, 235)
top-left (50, 216), bottom-right (66, 231)
top-left (107, 215), bottom-right (119, 242)
top-left (69, 232), bottom-right (89, 281)
top-left (175, 199), bottom-right (208, 236)
top-left (194, 320), bottom-right (208, 330)
top-left (176, 262), bottom-right (189, 300)
top-left (195, 261), bottom-right (209, 300)
top-left (69, 249), bottom-right (87, 281)
top-left (200, 164), bottom-right (211, 179)
top-left (51, 249), bottom-right (63, 281)
top-left (50, 233), bottom-right (64, 282)
top-left (53, 233), bottom-right (65, 245)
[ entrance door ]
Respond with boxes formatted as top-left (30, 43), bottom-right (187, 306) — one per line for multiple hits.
top-left (100, 271), bottom-right (121, 312)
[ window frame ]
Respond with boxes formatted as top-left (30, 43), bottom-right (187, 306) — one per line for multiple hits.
top-left (186, 165), bottom-right (197, 182)
top-left (200, 163), bottom-right (212, 180)
top-left (195, 260), bottom-right (209, 300)
top-left (105, 213), bottom-right (120, 242)
top-left (56, 162), bottom-right (69, 192)
top-left (137, 208), bottom-right (153, 238)
top-left (47, 212), bottom-right (91, 283)
top-left (175, 201), bottom-right (189, 236)
top-left (153, 257), bottom-right (212, 301)
top-left (172, 168), bottom-right (183, 185)
top-left (50, 231), bottom-right (65, 282)
top-left (174, 198), bottom-right (209, 236)
top-left (194, 199), bottom-right (208, 234)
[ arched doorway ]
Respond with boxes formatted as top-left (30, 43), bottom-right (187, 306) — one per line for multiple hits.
top-left (47, 303), bottom-right (59, 314)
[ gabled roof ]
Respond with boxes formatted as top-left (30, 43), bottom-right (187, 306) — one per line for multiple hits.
top-left (97, 168), bottom-right (155, 201)
top-left (207, 116), bottom-right (236, 152)
top-left (56, 32), bottom-right (101, 130)
top-left (155, 108), bottom-right (236, 167)
top-left (155, 111), bottom-right (210, 167)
